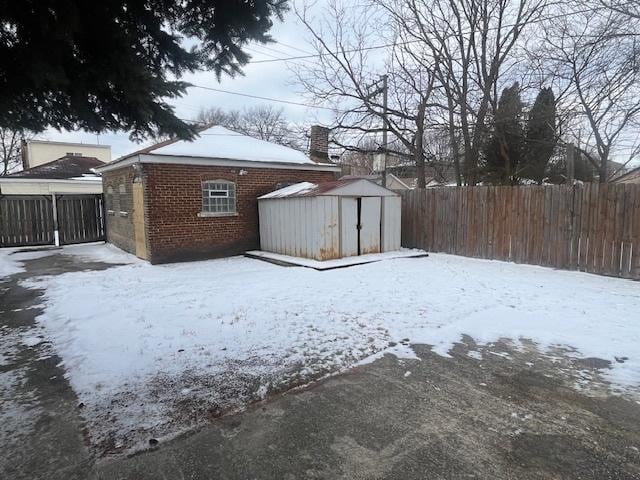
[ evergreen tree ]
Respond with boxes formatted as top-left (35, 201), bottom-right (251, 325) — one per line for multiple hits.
top-left (521, 87), bottom-right (557, 183)
top-left (0, 0), bottom-right (288, 140)
top-left (483, 83), bottom-right (524, 185)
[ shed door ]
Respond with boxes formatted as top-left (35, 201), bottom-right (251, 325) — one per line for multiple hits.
top-left (359, 197), bottom-right (381, 254)
top-left (340, 197), bottom-right (358, 257)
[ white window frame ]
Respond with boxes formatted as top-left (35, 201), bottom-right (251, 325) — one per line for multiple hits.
top-left (200, 180), bottom-right (237, 216)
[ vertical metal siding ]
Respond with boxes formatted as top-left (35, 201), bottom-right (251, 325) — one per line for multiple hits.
top-left (360, 197), bottom-right (381, 254)
top-left (340, 197), bottom-right (358, 257)
top-left (327, 197), bottom-right (340, 259)
top-left (258, 191), bottom-right (401, 260)
top-left (382, 196), bottom-right (401, 252)
top-left (258, 201), bottom-right (267, 251)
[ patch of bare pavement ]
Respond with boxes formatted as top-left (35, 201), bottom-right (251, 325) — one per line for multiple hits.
top-left (94, 340), bottom-right (640, 480)
top-left (1, 252), bottom-right (639, 479)
top-left (0, 251), bottom-right (124, 480)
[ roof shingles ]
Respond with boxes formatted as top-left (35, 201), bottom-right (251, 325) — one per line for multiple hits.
top-left (8, 156), bottom-right (103, 180)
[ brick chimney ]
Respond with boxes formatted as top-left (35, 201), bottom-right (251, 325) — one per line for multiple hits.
top-left (309, 125), bottom-right (330, 163)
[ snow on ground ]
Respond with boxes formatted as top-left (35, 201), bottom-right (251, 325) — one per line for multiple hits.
top-left (0, 248), bottom-right (26, 278)
top-left (0, 243), bottom-right (137, 281)
top-left (58, 242), bottom-right (141, 265)
top-left (13, 245), bottom-right (640, 451)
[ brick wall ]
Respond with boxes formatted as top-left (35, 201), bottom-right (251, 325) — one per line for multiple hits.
top-left (142, 163), bottom-right (336, 263)
top-left (102, 166), bottom-right (136, 254)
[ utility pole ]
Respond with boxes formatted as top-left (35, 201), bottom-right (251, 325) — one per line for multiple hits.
top-left (365, 74), bottom-right (389, 187)
top-left (381, 74), bottom-right (388, 188)
top-left (566, 142), bottom-right (575, 184)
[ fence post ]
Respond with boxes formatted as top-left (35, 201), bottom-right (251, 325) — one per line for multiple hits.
top-left (51, 194), bottom-right (60, 247)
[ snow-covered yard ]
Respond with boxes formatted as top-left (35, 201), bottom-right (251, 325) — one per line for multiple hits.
top-left (4, 244), bottom-right (640, 453)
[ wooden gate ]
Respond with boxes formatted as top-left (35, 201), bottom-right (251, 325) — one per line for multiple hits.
top-left (56, 195), bottom-right (105, 245)
top-left (0, 196), bottom-right (55, 246)
top-left (0, 194), bottom-right (105, 247)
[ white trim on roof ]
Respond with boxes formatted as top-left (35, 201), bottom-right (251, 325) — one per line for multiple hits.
top-left (387, 173), bottom-right (413, 190)
top-left (25, 139), bottom-right (111, 149)
top-left (0, 177), bottom-right (101, 184)
top-left (96, 154), bottom-right (341, 173)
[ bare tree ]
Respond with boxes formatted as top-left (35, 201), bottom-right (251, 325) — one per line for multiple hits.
top-left (378, 0), bottom-right (549, 185)
top-left (196, 104), bottom-right (305, 150)
top-left (294, 0), bottom-right (439, 188)
top-left (295, 0), bottom-right (547, 186)
top-left (195, 107), bottom-right (240, 129)
top-left (0, 128), bottom-right (32, 175)
top-left (543, 3), bottom-right (640, 181)
top-left (599, 0), bottom-right (640, 20)
top-left (337, 137), bottom-right (378, 175)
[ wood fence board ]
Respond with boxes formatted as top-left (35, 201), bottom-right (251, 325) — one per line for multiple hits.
top-left (631, 186), bottom-right (640, 278)
top-left (620, 184), bottom-right (633, 278)
top-left (400, 184), bottom-right (639, 281)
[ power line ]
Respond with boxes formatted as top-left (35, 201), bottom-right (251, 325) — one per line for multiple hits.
top-left (188, 84), bottom-right (338, 111)
top-left (273, 40), bottom-right (314, 56)
top-left (248, 0), bottom-right (639, 65)
top-left (184, 2), bottom-right (640, 120)
top-left (245, 46), bottom-right (281, 60)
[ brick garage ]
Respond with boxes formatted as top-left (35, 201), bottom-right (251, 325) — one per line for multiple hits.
top-left (98, 126), bottom-right (340, 263)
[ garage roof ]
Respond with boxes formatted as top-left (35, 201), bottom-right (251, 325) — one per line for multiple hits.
top-left (7, 155), bottom-right (103, 180)
top-left (97, 125), bottom-right (341, 173)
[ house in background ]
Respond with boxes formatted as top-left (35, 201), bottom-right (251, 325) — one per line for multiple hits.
top-left (0, 155), bottom-right (104, 195)
top-left (0, 155), bottom-right (106, 247)
top-left (1, 139), bottom-right (109, 196)
top-left (613, 166), bottom-right (640, 184)
top-left (21, 139), bottom-right (111, 169)
top-left (96, 125), bottom-right (341, 263)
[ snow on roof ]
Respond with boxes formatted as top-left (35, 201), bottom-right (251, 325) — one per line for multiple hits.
top-left (259, 178), bottom-right (398, 199)
top-left (260, 182), bottom-right (317, 199)
top-left (144, 125), bottom-right (316, 165)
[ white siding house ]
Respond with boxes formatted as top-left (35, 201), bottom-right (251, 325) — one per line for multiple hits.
top-left (22, 140), bottom-right (111, 169)
top-left (258, 178), bottom-right (401, 261)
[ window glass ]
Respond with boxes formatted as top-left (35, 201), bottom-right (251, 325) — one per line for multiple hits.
top-left (202, 181), bottom-right (236, 213)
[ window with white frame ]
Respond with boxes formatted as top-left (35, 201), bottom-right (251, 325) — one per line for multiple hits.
top-left (202, 180), bottom-right (236, 214)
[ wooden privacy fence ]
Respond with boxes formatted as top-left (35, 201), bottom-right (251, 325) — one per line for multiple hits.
top-left (401, 184), bottom-right (640, 280)
top-left (0, 194), bottom-right (105, 247)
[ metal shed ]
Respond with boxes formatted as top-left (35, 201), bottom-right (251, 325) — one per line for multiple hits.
top-left (258, 178), bottom-right (401, 261)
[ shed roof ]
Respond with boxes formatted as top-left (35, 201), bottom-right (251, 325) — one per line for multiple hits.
top-left (6, 155), bottom-right (103, 180)
top-left (259, 178), bottom-right (399, 199)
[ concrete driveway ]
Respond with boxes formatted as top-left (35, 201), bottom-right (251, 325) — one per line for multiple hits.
top-left (97, 343), bottom-right (640, 480)
top-left (2, 250), bottom-right (640, 479)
